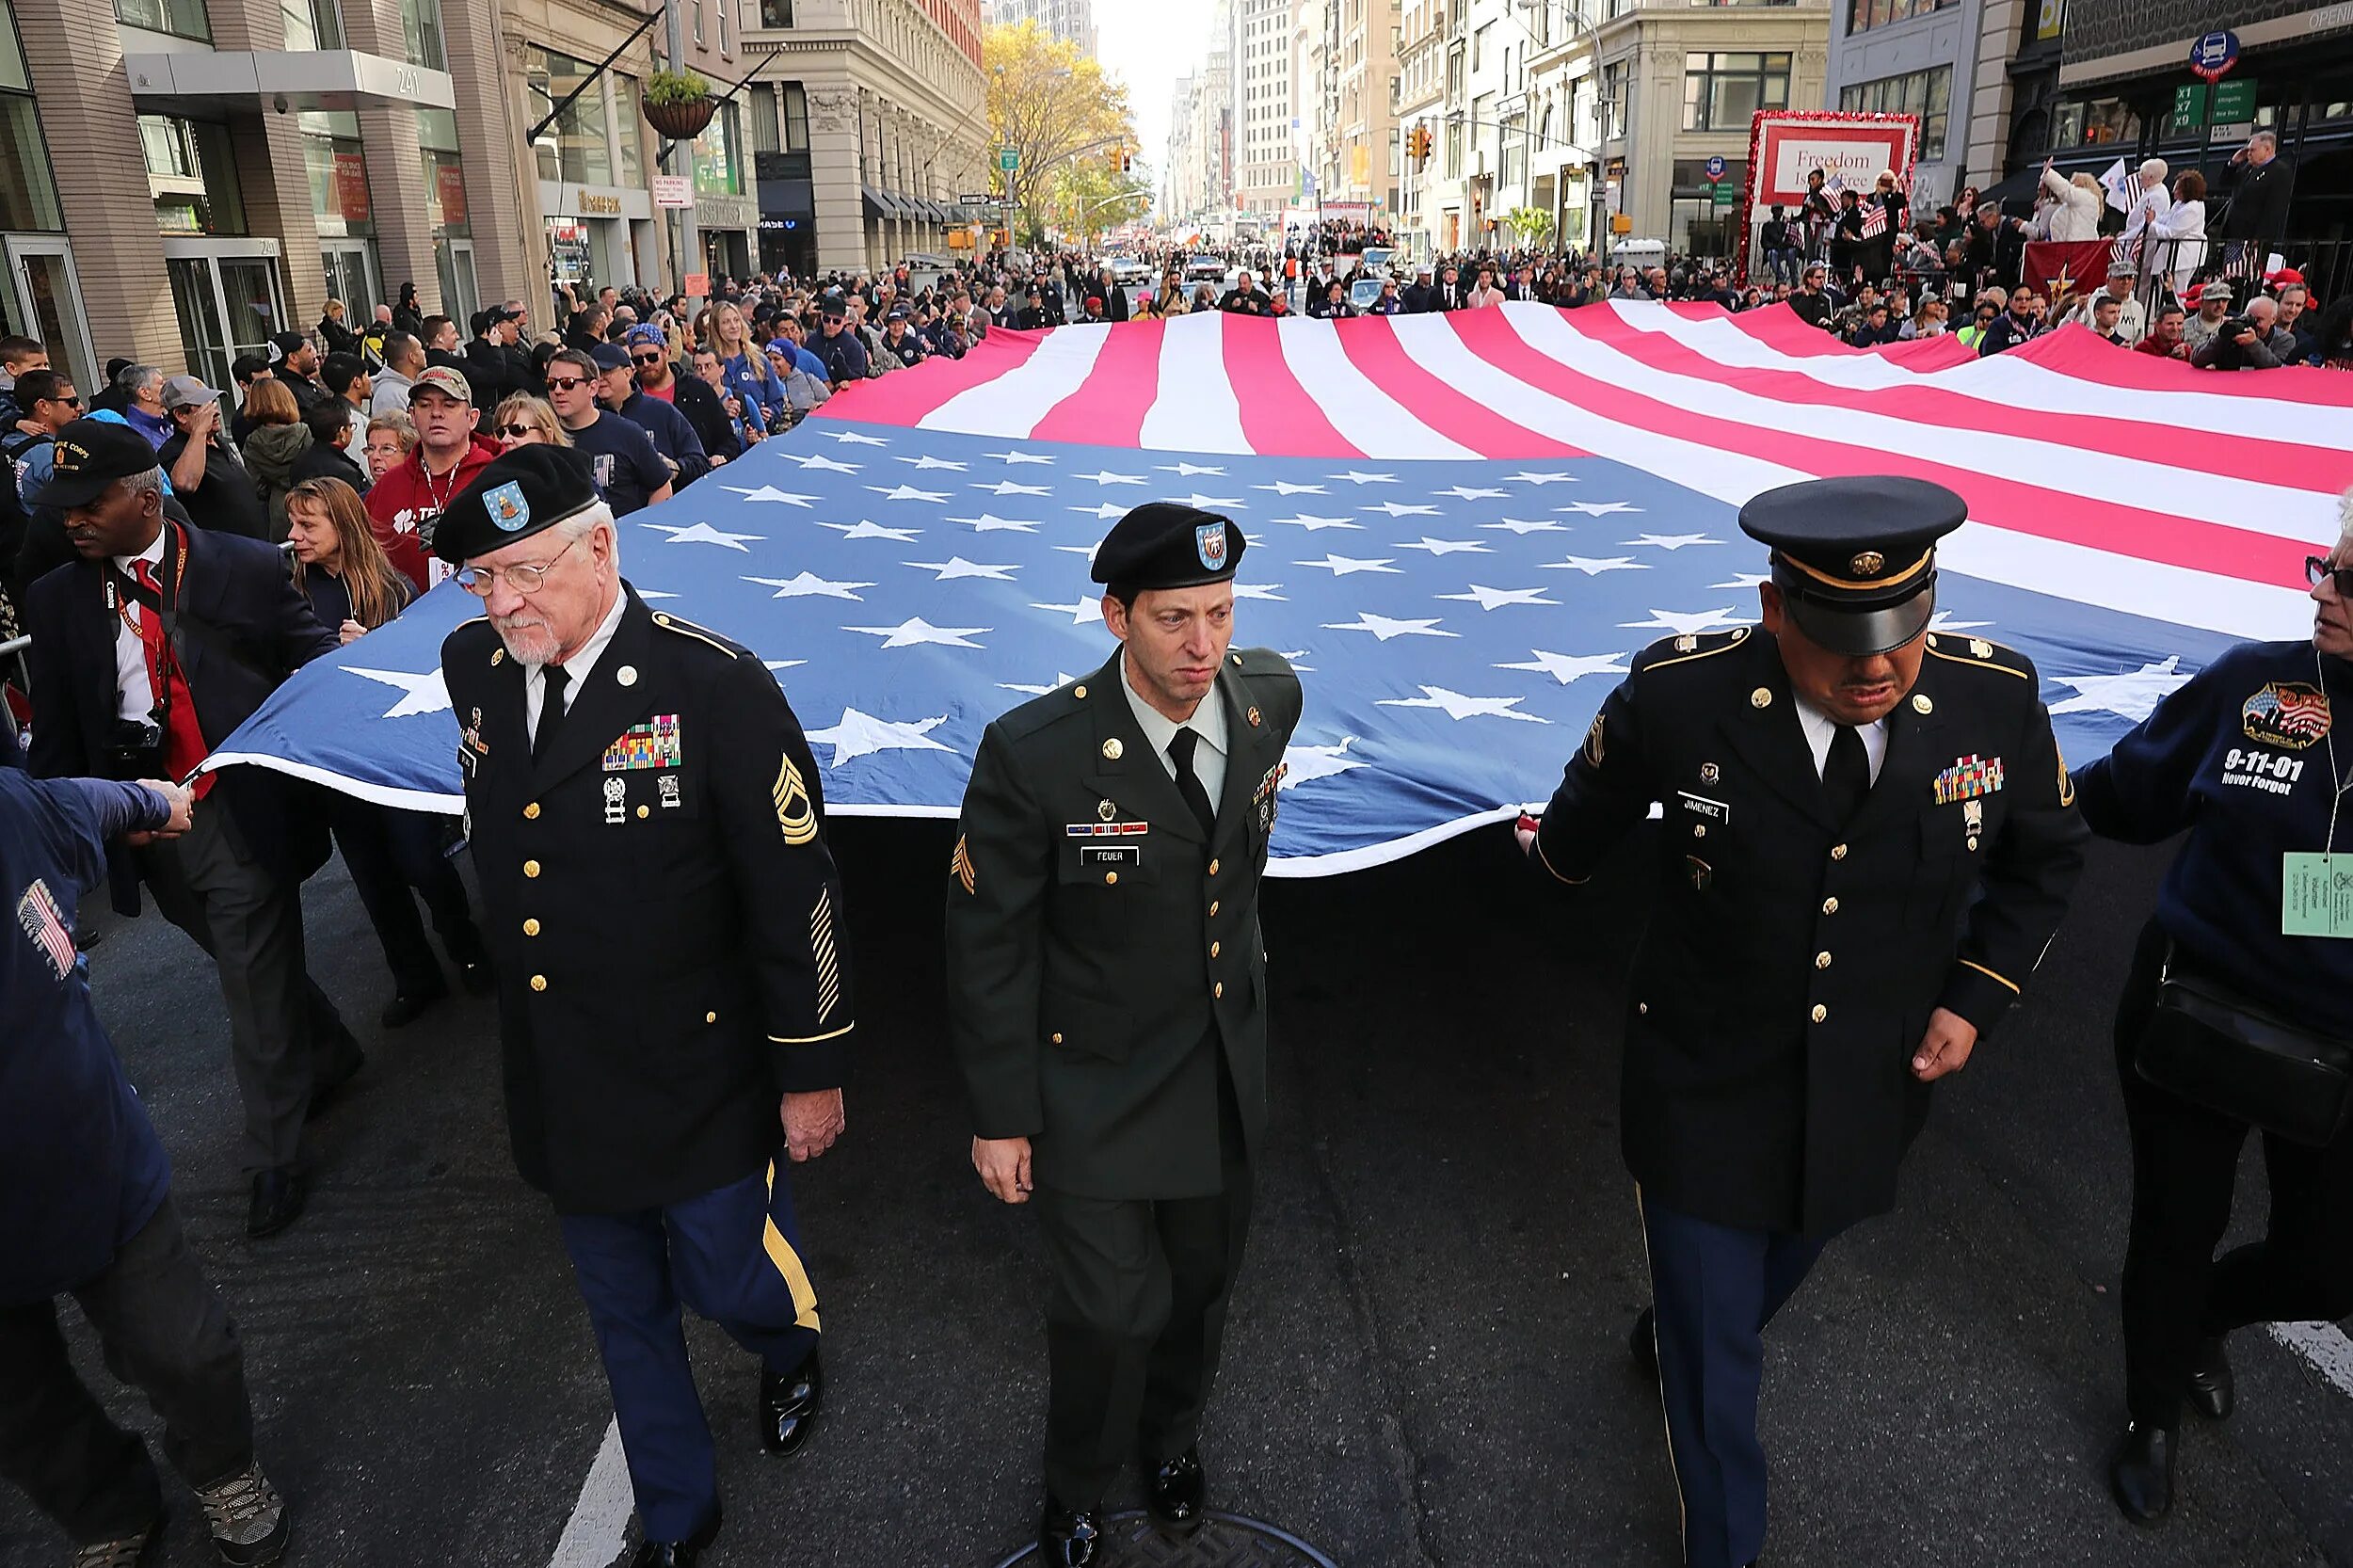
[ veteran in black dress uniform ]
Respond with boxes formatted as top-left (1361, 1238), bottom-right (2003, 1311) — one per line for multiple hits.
top-left (1524, 477), bottom-right (2087, 1568)
top-left (946, 503), bottom-right (1303, 1567)
top-left (434, 446), bottom-right (848, 1568)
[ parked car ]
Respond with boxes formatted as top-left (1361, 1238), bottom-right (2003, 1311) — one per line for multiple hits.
top-left (1184, 253), bottom-right (1227, 282)
top-left (1104, 254), bottom-right (1152, 287)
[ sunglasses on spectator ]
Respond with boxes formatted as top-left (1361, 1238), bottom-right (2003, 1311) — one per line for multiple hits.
top-left (630, 352), bottom-right (664, 365)
top-left (2307, 557), bottom-right (2353, 595)
top-left (497, 423), bottom-right (543, 438)
top-left (546, 376), bottom-right (587, 392)
top-left (41, 393), bottom-right (80, 407)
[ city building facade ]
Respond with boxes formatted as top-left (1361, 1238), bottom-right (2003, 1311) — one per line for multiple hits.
top-left (1393, 0), bottom-right (1448, 260)
top-left (984, 0), bottom-right (1093, 57)
top-left (1822, 0), bottom-right (1982, 210)
top-left (1231, 0), bottom-right (1299, 215)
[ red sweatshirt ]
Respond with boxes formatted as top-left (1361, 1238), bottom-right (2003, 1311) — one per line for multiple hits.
top-left (364, 434), bottom-right (502, 591)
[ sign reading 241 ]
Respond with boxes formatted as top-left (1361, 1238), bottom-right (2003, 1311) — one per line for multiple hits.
top-left (2189, 29), bottom-right (2240, 84)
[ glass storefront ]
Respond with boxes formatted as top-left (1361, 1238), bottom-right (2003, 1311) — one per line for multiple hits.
top-left (418, 107), bottom-right (476, 324)
top-left (526, 45), bottom-right (616, 186)
top-left (140, 114), bottom-right (247, 235)
top-left (301, 110), bottom-right (380, 313)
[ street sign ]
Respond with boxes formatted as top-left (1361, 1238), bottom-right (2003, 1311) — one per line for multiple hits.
top-left (2188, 28), bottom-right (2239, 82)
top-left (652, 174), bottom-right (692, 208)
top-left (1711, 180), bottom-right (1737, 209)
top-left (998, 146), bottom-right (1020, 173)
top-left (2210, 76), bottom-right (2257, 121)
top-left (957, 192), bottom-right (993, 205)
top-left (1704, 155), bottom-right (1727, 183)
top-left (681, 272), bottom-right (709, 298)
top-left (2171, 82), bottom-right (2208, 128)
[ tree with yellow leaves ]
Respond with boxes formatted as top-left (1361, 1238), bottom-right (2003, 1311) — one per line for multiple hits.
top-left (986, 19), bottom-right (1140, 246)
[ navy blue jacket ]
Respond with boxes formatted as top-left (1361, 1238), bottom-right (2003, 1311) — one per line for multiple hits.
top-left (616, 390), bottom-right (712, 488)
top-left (2074, 639), bottom-right (2353, 1037)
top-left (0, 769), bottom-right (173, 1303)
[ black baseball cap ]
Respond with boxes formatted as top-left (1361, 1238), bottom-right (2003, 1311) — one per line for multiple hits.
top-left (32, 419), bottom-right (165, 509)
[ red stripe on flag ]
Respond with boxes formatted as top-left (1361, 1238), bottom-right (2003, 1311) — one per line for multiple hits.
top-left (1462, 312), bottom-right (2310, 590)
top-left (1333, 314), bottom-right (1590, 458)
top-left (1030, 316), bottom-right (1166, 445)
top-left (1219, 316), bottom-right (1358, 456)
top-left (810, 325), bottom-right (1049, 427)
top-left (2007, 323), bottom-right (2353, 408)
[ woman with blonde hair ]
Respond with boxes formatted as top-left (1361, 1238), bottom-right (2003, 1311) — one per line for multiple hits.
top-left (238, 378), bottom-right (309, 540)
top-left (282, 475), bottom-right (490, 1024)
top-left (491, 392), bottom-right (570, 451)
top-left (700, 298), bottom-right (788, 435)
top-left (2040, 161), bottom-right (2104, 242)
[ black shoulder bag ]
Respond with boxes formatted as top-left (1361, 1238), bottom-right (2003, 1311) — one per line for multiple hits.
top-left (2135, 947), bottom-right (2353, 1146)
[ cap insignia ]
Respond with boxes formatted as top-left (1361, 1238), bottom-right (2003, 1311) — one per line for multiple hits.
top-left (485, 481), bottom-right (530, 533)
top-left (1850, 550), bottom-right (1885, 577)
top-left (1195, 520), bottom-right (1227, 572)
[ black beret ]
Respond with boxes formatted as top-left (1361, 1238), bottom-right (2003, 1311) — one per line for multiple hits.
top-left (1090, 502), bottom-right (1246, 593)
top-left (1738, 476), bottom-right (1966, 657)
top-left (33, 418), bottom-right (164, 509)
top-left (432, 443), bottom-right (600, 565)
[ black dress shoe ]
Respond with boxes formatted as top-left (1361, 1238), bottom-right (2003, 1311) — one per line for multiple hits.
top-left (1036, 1496), bottom-right (1102, 1568)
top-left (247, 1167), bottom-right (307, 1239)
top-left (2108, 1420), bottom-right (2177, 1527)
top-left (378, 980), bottom-right (448, 1029)
top-left (1630, 1305), bottom-right (1657, 1376)
top-left (1144, 1445), bottom-right (1208, 1535)
top-left (2189, 1336), bottom-right (2235, 1420)
top-left (628, 1502), bottom-right (721, 1567)
top-left (759, 1351), bottom-right (823, 1456)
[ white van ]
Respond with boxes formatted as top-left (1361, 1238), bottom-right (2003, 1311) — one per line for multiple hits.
top-left (1609, 238), bottom-right (1667, 268)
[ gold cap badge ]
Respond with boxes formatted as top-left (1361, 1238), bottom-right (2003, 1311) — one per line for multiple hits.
top-left (1850, 550), bottom-right (1885, 577)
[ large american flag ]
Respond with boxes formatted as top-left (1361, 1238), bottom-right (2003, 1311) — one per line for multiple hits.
top-left (205, 302), bottom-right (2353, 873)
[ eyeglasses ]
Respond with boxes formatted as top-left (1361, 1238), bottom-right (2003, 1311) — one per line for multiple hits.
top-left (2307, 556), bottom-right (2353, 596)
top-left (456, 534), bottom-right (583, 597)
top-left (630, 352), bottom-right (664, 366)
top-left (545, 376), bottom-right (587, 392)
top-left (497, 423), bottom-right (542, 439)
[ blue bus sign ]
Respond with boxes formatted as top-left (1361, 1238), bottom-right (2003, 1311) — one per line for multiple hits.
top-left (2189, 29), bottom-right (2239, 83)
top-left (1704, 155), bottom-right (1727, 183)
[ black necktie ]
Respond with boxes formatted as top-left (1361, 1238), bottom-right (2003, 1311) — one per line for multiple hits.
top-left (1166, 728), bottom-right (1215, 837)
top-left (534, 664), bottom-right (570, 762)
top-left (1823, 724), bottom-right (1870, 824)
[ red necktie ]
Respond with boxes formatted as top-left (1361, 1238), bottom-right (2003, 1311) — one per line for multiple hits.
top-left (132, 558), bottom-right (215, 798)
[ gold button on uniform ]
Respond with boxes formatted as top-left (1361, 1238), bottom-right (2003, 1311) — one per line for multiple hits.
top-left (1209, 901), bottom-right (1220, 917)
top-left (1830, 844), bottom-right (1848, 861)
top-left (1214, 982), bottom-right (1225, 999)
top-left (1210, 941), bottom-right (1221, 958)
top-left (1104, 871), bottom-right (1119, 886)
top-left (636, 805), bottom-right (649, 819)
top-left (530, 974), bottom-right (548, 992)
top-left (1052, 1032), bottom-right (1064, 1045)
top-left (1693, 824), bottom-right (1707, 839)
top-left (1821, 896), bottom-right (1839, 914)
top-left (1815, 952), bottom-right (1833, 969)
top-left (523, 803), bottom-right (540, 820)
top-left (522, 919), bottom-right (540, 936)
top-left (1810, 1003), bottom-right (1828, 1023)
top-left (705, 1011), bottom-right (718, 1024)
top-left (1208, 858), bottom-right (1220, 876)
top-left (523, 859), bottom-right (540, 878)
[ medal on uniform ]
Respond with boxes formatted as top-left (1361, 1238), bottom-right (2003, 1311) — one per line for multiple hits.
top-left (1963, 797), bottom-right (1983, 852)
top-left (463, 706), bottom-right (488, 756)
top-left (659, 775), bottom-right (681, 809)
top-left (603, 776), bottom-right (627, 824)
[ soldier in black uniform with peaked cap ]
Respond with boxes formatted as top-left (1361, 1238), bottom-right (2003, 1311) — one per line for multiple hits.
top-left (434, 445), bottom-right (849, 1568)
top-left (947, 502), bottom-right (1303, 1568)
top-left (1523, 476), bottom-right (2088, 1568)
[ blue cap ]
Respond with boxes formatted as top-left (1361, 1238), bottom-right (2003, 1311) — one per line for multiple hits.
top-left (588, 342), bottom-right (631, 372)
top-left (622, 323), bottom-right (666, 350)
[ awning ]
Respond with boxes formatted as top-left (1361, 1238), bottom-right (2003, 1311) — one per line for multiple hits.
top-left (861, 184), bottom-right (899, 220)
top-left (124, 48), bottom-right (456, 113)
top-left (914, 199), bottom-right (946, 224)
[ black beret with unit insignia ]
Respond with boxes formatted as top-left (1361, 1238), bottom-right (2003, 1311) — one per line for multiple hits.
top-left (433, 443), bottom-right (600, 564)
top-left (1091, 501), bottom-right (1247, 594)
top-left (1738, 476), bottom-right (1967, 658)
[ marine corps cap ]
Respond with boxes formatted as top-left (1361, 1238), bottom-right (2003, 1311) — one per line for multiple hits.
top-left (31, 419), bottom-right (165, 509)
top-left (1738, 476), bottom-right (1966, 657)
top-left (1091, 502), bottom-right (1246, 595)
top-left (433, 443), bottom-right (600, 565)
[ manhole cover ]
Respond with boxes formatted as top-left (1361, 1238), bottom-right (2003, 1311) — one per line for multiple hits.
top-left (988, 1511), bottom-right (1339, 1568)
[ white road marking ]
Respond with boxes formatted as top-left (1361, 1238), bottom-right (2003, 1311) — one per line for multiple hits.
top-left (2267, 1321), bottom-right (2353, 1400)
top-left (549, 1417), bottom-right (632, 1568)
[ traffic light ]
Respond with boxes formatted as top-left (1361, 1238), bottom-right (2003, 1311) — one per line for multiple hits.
top-left (1407, 124), bottom-right (1433, 168)
top-left (1108, 143), bottom-right (1131, 174)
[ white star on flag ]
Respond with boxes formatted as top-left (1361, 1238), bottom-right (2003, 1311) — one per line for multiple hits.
top-left (974, 479), bottom-right (1052, 497)
top-left (2047, 656), bottom-right (2190, 721)
top-left (1159, 461), bottom-right (1225, 476)
top-left (806, 708), bottom-right (955, 767)
top-left (1233, 583), bottom-right (1288, 601)
top-left (720, 486), bottom-right (817, 506)
top-left (1255, 480), bottom-right (1328, 496)
top-left (1077, 470), bottom-right (1146, 485)
top-left (948, 512), bottom-right (1042, 534)
top-left (1280, 736), bottom-right (1368, 788)
top-left (1439, 485), bottom-right (1508, 502)
top-left (642, 520), bottom-right (763, 551)
top-left (1622, 607), bottom-right (1745, 635)
top-left (1929, 611), bottom-right (1994, 632)
top-left (344, 665), bottom-right (450, 719)
top-left (824, 430), bottom-right (888, 445)
top-left (1541, 555), bottom-right (1648, 575)
top-left (1328, 470), bottom-right (1397, 485)
top-left (1438, 584), bottom-right (1558, 611)
top-left (744, 571), bottom-right (873, 600)
top-left (1032, 597), bottom-right (1104, 625)
top-left (1000, 671), bottom-right (1085, 696)
top-left (1070, 502), bottom-right (1128, 520)
top-left (1484, 518), bottom-right (1567, 535)
top-left (984, 449), bottom-right (1054, 465)
top-left (905, 557), bottom-right (1019, 581)
top-left (763, 659), bottom-right (808, 674)
top-left (1378, 685), bottom-right (1547, 722)
top-left (1267, 513), bottom-right (1360, 531)
top-left (1497, 649), bottom-right (1632, 684)
top-left (1321, 612), bottom-right (1458, 641)
top-left (638, 589), bottom-right (680, 600)
top-left (786, 453), bottom-right (861, 473)
top-left (1560, 501), bottom-right (1642, 518)
top-left (842, 616), bottom-right (990, 650)
top-left (1177, 492), bottom-right (1244, 508)
top-left (868, 484), bottom-right (950, 503)
top-left (1367, 500), bottom-right (1439, 518)
top-left (1710, 572), bottom-right (1771, 590)
top-left (896, 455), bottom-right (967, 470)
top-left (1625, 533), bottom-right (1719, 551)
top-left (1505, 471), bottom-right (1577, 486)
top-left (1299, 553), bottom-right (1400, 576)
top-left (819, 520), bottom-right (921, 542)
top-left (1398, 536), bottom-right (1491, 556)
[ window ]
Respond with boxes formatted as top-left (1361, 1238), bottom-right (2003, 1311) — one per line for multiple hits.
top-left (280, 0), bottom-right (343, 52)
top-left (692, 102), bottom-right (739, 193)
top-left (1838, 66), bottom-right (1950, 160)
top-left (1604, 61), bottom-right (1628, 138)
top-left (1682, 51), bottom-right (1790, 132)
top-left (1499, 115), bottom-right (1525, 188)
top-left (141, 115), bottom-right (245, 233)
top-left (299, 110), bottom-right (375, 238)
top-left (0, 0), bottom-right (62, 231)
top-left (113, 0), bottom-right (208, 40)
top-left (1847, 0), bottom-right (1953, 33)
top-left (2052, 94), bottom-right (2140, 148)
top-left (750, 83), bottom-right (780, 152)
top-left (760, 0), bottom-right (791, 19)
top-left (614, 74), bottom-right (643, 184)
top-left (525, 45), bottom-right (614, 186)
top-left (400, 0), bottom-right (444, 70)
top-left (692, 0), bottom-right (704, 46)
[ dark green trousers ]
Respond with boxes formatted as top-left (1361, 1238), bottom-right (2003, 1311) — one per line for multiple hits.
top-left (1035, 1061), bottom-right (1251, 1507)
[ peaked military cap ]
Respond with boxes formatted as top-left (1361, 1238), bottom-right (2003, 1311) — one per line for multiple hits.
top-left (433, 443), bottom-right (600, 564)
top-left (1091, 501), bottom-right (1246, 593)
top-left (1739, 475), bottom-right (1967, 657)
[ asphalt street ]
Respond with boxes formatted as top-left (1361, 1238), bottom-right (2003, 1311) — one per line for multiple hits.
top-left (5, 819), bottom-right (2351, 1568)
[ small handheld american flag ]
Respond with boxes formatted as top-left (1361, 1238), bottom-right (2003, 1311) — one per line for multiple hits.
top-left (1860, 201), bottom-right (1888, 239)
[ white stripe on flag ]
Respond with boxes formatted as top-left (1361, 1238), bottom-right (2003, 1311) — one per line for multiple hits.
top-left (918, 321), bottom-right (1110, 438)
top-left (1139, 312), bottom-right (1250, 453)
top-left (1273, 317), bottom-right (1477, 460)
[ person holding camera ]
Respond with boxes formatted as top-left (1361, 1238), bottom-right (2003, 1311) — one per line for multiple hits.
top-left (2073, 491), bottom-right (2353, 1526)
top-left (2190, 295), bottom-right (2288, 373)
top-left (21, 420), bottom-right (360, 1240)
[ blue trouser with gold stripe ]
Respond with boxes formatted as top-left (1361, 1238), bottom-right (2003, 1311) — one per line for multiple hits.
top-left (559, 1160), bottom-right (820, 1544)
top-left (1641, 1200), bottom-right (1830, 1568)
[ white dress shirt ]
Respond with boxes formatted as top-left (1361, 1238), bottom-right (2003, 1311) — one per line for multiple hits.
top-left (525, 587), bottom-right (627, 745)
top-left (1792, 696), bottom-right (1888, 785)
top-left (109, 530), bottom-right (168, 724)
top-left (1119, 650), bottom-right (1228, 814)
